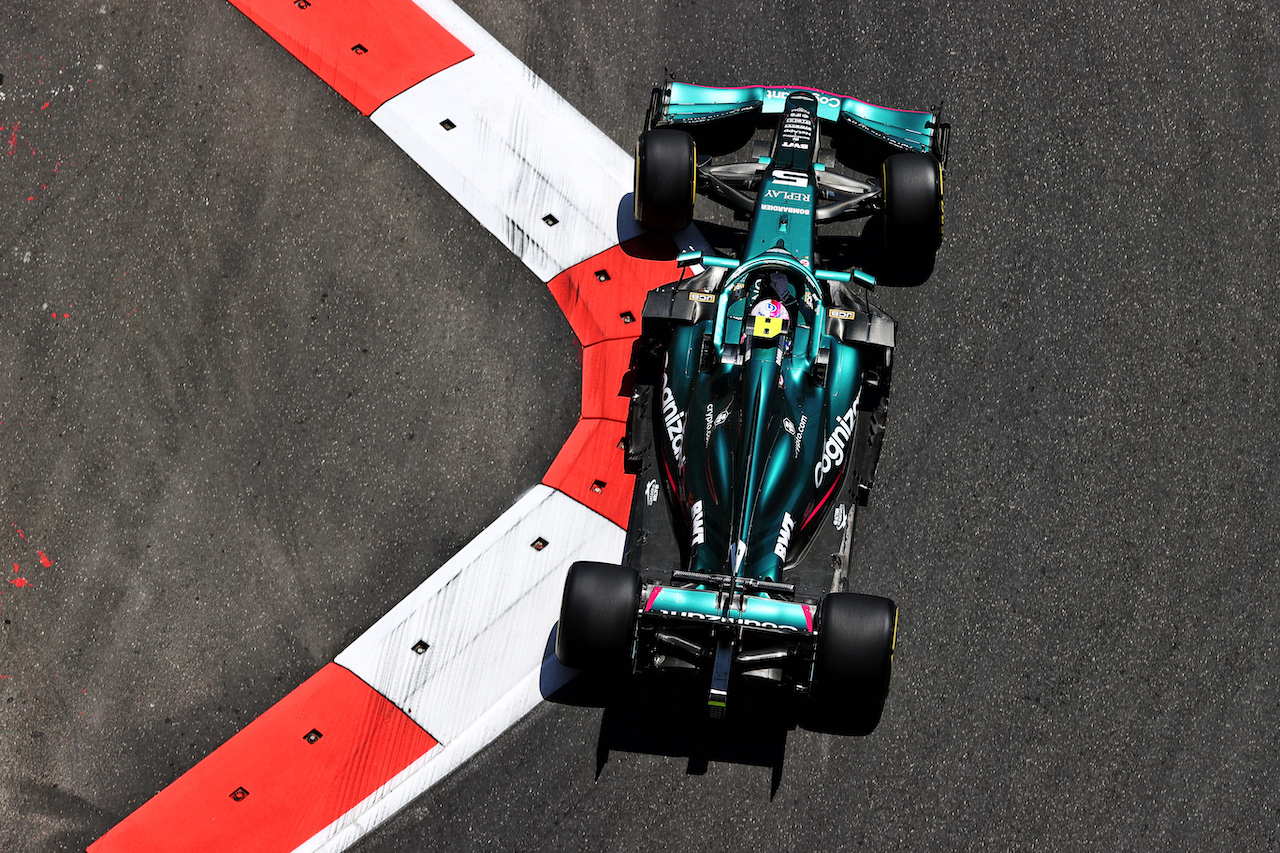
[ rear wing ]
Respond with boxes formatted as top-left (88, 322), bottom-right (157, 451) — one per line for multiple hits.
top-left (648, 81), bottom-right (950, 166)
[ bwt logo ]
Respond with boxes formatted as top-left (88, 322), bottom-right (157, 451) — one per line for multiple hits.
top-left (690, 499), bottom-right (705, 546)
top-left (773, 512), bottom-right (794, 559)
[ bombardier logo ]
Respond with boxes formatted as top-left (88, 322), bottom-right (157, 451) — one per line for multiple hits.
top-left (814, 406), bottom-right (857, 488)
top-left (690, 500), bottom-right (705, 546)
top-left (774, 512), bottom-right (795, 559)
top-left (661, 384), bottom-right (686, 464)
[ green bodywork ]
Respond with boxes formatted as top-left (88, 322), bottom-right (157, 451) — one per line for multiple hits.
top-left (661, 82), bottom-right (940, 155)
top-left (644, 586), bottom-right (814, 633)
top-left (651, 90), bottom-right (877, 585)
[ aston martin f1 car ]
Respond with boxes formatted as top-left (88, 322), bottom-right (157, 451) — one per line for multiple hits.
top-left (556, 82), bottom-right (948, 734)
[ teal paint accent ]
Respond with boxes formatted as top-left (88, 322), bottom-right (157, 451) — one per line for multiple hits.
top-left (660, 250), bottom-right (865, 582)
top-left (646, 587), bottom-right (813, 633)
top-left (663, 82), bottom-right (937, 153)
top-left (649, 85), bottom-right (895, 586)
top-left (703, 256), bottom-right (741, 270)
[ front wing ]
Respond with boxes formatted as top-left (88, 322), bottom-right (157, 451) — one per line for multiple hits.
top-left (651, 81), bottom-right (948, 162)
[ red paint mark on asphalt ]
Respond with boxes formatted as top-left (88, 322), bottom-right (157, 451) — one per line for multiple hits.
top-left (12, 563), bottom-right (18, 573)
top-left (41, 102), bottom-right (49, 110)
top-left (7, 123), bottom-right (17, 155)
top-left (38, 551), bottom-right (51, 568)
top-left (11, 577), bottom-right (29, 588)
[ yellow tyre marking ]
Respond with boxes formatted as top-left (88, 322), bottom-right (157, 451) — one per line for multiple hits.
top-left (886, 607), bottom-right (899, 695)
top-left (690, 141), bottom-right (697, 206)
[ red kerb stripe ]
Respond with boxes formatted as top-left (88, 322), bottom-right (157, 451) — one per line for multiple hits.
top-left (546, 234), bottom-right (682, 346)
top-left (89, 663), bottom-right (438, 853)
top-left (542, 237), bottom-right (685, 528)
top-left (227, 0), bottom-right (473, 115)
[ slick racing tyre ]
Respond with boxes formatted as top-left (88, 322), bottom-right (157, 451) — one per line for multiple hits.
top-left (882, 152), bottom-right (944, 257)
top-left (807, 592), bottom-right (897, 735)
top-left (635, 129), bottom-right (696, 232)
top-left (555, 561), bottom-right (641, 671)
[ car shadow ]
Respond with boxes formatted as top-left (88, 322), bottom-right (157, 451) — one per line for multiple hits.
top-left (539, 626), bottom-right (796, 797)
top-left (818, 217), bottom-right (937, 287)
top-left (631, 215), bottom-right (938, 288)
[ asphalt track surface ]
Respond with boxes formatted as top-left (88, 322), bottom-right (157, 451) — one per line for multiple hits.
top-left (3, 0), bottom-right (1279, 850)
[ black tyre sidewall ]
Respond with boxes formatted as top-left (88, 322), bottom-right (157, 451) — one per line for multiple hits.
top-left (635, 129), bottom-right (696, 232)
top-left (810, 592), bottom-right (897, 733)
top-left (883, 152), bottom-right (943, 254)
top-left (555, 561), bottom-right (641, 671)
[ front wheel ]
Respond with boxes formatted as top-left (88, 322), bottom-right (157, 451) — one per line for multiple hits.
top-left (635, 129), bottom-right (696, 232)
top-left (882, 152), bottom-right (944, 259)
top-left (807, 592), bottom-right (897, 735)
top-left (555, 562), bottom-right (640, 671)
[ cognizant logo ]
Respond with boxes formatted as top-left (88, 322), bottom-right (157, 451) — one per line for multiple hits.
top-left (661, 383), bottom-right (686, 465)
top-left (813, 406), bottom-right (856, 487)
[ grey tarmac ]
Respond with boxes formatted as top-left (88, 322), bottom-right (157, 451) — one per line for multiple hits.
top-left (2, 1), bottom-right (1278, 851)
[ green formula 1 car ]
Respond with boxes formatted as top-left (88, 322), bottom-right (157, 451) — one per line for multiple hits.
top-left (555, 82), bottom-right (949, 734)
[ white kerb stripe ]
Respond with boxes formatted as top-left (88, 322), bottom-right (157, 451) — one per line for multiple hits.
top-left (291, 485), bottom-right (619, 852)
top-left (371, 3), bottom-right (642, 282)
top-left (293, 662), bottom-right (572, 853)
top-left (335, 485), bottom-right (623, 741)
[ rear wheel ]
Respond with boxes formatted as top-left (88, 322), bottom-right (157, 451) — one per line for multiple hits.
top-left (807, 592), bottom-right (897, 734)
top-left (635, 129), bottom-right (696, 232)
top-left (555, 562), bottom-right (641, 671)
top-left (882, 152), bottom-right (944, 259)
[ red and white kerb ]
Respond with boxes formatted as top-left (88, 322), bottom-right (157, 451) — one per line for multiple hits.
top-left (90, 0), bottom-right (704, 851)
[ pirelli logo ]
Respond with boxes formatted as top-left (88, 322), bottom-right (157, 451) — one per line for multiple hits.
top-left (830, 309), bottom-right (856, 320)
top-left (689, 292), bottom-right (716, 303)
